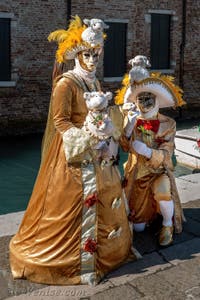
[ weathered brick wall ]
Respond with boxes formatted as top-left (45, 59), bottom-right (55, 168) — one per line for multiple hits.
top-left (0, 0), bottom-right (67, 135)
top-left (0, 0), bottom-right (199, 135)
top-left (182, 0), bottom-right (200, 110)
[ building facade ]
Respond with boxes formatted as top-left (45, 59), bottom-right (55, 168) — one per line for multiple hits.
top-left (0, 0), bottom-right (199, 135)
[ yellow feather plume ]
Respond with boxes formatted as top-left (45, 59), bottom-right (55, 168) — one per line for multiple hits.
top-left (151, 72), bottom-right (186, 107)
top-left (48, 15), bottom-right (83, 43)
top-left (48, 15), bottom-right (86, 63)
top-left (114, 74), bottom-right (130, 105)
top-left (48, 29), bottom-right (68, 43)
top-left (48, 15), bottom-right (108, 63)
top-left (68, 15), bottom-right (83, 30)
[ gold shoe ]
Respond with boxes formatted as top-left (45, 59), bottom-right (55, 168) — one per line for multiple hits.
top-left (159, 225), bottom-right (174, 247)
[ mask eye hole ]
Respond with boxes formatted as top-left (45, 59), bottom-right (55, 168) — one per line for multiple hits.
top-left (83, 53), bottom-right (90, 58)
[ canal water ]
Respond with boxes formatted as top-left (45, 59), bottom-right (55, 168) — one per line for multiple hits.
top-left (0, 131), bottom-right (194, 215)
top-left (0, 134), bottom-right (42, 215)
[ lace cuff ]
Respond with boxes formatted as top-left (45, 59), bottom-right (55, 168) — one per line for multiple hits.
top-left (62, 127), bottom-right (95, 163)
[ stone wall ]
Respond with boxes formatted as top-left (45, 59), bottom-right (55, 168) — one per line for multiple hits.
top-left (0, 0), bottom-right (199, 135)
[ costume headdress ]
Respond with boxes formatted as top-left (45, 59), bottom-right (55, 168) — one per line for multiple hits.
top-left (115, 55), bottom-right (186, 108)
top-left (48, 15), bottom-right (108, 63)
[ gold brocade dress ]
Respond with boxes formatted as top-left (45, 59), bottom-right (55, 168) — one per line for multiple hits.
top-left (9, 72), bottom-right (135, 285)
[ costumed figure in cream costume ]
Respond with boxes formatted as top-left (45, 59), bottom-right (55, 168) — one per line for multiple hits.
top-left (115, 55), bottom-right (186, 247)
top-left (9, 16), bottom-right (139, 286)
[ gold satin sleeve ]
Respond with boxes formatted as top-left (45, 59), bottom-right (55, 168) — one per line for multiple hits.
top-left (146, 149), bottom-right (165, 169)
top-left (147, 116), bottom-right (176, 170)
top-left (52, 77), bottom-right (74, 134)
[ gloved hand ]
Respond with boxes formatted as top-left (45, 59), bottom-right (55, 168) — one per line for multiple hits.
top-left (132, 140), bottom-right (152, 159)
top-left (93, 140), bottom-right (108, 150)
top-left (122, 102), bottom-right (136, 112)
top-left (123, 106), bottom-right (139, 138)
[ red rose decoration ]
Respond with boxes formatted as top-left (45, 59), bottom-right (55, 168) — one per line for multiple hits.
top-left (83, 238), bottom-right (97, 254)
top-left (97, 120), bottom-right (103, 127)
top-left (137, 119), bottom-right (160, 134)
top-left (84, 192), bottom-right (99, 208)
top-left (197, 139), bottom-right (200, 148)
top-left (143, 123), bottom-right (153, 131)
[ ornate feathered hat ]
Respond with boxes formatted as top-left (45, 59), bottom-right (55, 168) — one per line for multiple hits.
top-left (48, 15), bottom-right (108, 63)
top-left (115, 55), bottom-right (186, 108)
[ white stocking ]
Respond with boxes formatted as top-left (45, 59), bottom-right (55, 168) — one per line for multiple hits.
top-left (133, 222), bottom-right (146, 232)
top-left (159, 200), bottom-right (174, 227)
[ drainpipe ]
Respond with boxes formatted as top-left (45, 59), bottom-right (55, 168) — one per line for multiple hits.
top-left (67, 0), bottom-right (72, 25)
top-left (178, 0), bottom-right (186, 118)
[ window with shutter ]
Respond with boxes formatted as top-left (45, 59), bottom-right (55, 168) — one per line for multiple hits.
top-left (151, 14), bottom-right (171, 69)
top-left (0, 18), bottom-right (11, 81)
top-left (104, 22), bottom-right (127, 78)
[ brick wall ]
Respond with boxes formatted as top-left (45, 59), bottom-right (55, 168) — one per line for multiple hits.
top-left (0, 0), bottom-right (199, 135)
top-left (0, 0), bottom-right (67, 135)
top-left (182, 0), bottom-right (200, 109)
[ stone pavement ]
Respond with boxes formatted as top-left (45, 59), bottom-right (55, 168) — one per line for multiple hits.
top-left (0, 174), bottom-right (200, 299)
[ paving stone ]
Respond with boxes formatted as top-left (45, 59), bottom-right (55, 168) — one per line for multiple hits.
top-left (0, 271), bottom-right (9, 300)
top-left (0, 236), bottom-right (11, 271)
top-left (131, 274), bottom-right (182, 300)
top-left (129, 256), bottom-right (200, 300)
top-left (182, 218), bottom-right (200, 236)
top-left (90, 284), bottom-right (141, 300)
top-left (159, 237), bottom-right (200, 265)
top-left (2, 270), bottom-right (49, 299)
top-left (182, 199), bottom-right (200, 209)
top-left (134, 230), bottom-right (158, 255)
top-left (106, 252), bottom-right (170, 286)
top-left (6, 281), bottom-right (114, 300)
top-left (183, 206), bottom-right (200, 223)
top-left (176, 174), bottom-right (200, 203)
top-left (173, 231), bottom-right (195, 245)
top-left (183, 208), bottom-right (200, 222)
top-left (0, 212), bottom-right (24, 237)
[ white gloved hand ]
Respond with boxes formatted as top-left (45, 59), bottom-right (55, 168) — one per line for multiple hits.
top-left (122, 102), bottom-right (139, 138)
top-left (124, 110), bottom-right (139, 138)
top-left (122, 102), bottom-right (136, 112)
top-left (132, 140), bottom-right (152, 159)
top-left (93, 140), bottom-right (108, 150)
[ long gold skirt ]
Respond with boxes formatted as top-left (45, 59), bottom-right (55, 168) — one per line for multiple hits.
top-left (9, 132), bottom-right (135, 285)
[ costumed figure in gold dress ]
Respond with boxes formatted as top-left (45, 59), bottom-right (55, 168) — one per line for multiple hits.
top-left (9, 16), bottom-right (138, 286)
top-left (115, 55), bottom-right (186, 247)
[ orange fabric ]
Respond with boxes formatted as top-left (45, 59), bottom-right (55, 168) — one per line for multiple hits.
top-left (9, 75), bottom-right (135, 285)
